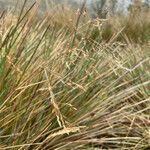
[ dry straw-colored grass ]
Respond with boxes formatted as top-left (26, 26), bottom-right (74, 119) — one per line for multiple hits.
top-left (0, 1), bottom-right (150, 150)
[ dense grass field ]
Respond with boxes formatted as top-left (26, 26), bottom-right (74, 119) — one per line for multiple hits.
top-left (0, 1), bottom-right (150, 150)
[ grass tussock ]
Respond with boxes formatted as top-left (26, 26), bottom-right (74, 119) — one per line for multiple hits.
top-left (0, 2), bottom-right (150, 150)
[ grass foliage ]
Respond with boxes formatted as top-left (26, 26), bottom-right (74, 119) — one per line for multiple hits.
top-left (0, 1), bottom-right (150, 150)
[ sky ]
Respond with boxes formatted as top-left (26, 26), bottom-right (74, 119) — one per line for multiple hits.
top-left (71, 0), bottom-right (150, 14)
top-left (71, 0), bottom-right (132, 13)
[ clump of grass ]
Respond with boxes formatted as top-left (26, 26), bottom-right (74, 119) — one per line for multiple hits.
top-left (0, 1), bottom-right (150, 150)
